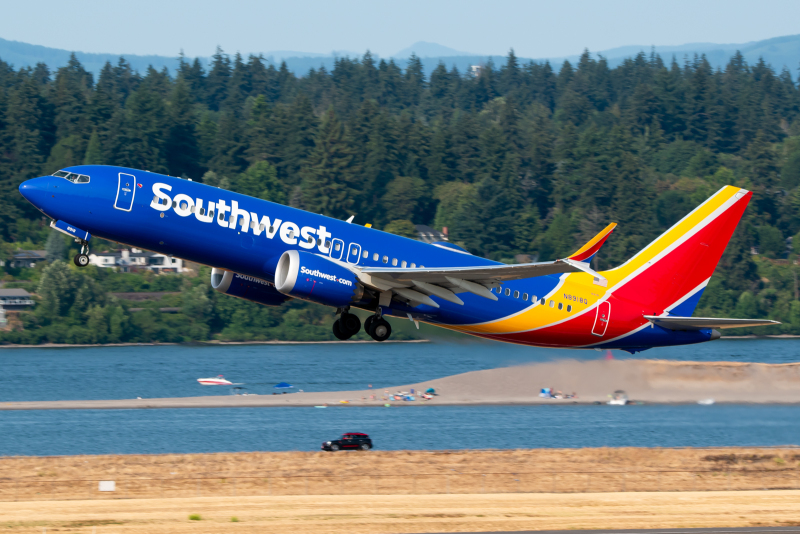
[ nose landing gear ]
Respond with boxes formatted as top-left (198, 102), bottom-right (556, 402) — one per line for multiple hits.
top-left (73, 240), bottom-right (90, 267)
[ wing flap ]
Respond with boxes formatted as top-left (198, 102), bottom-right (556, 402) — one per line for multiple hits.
top-left (644, 316), bottom-right (780, 330)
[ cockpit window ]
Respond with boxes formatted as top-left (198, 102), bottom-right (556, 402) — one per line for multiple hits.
top-left (52, 170), bottom-right (90, 183)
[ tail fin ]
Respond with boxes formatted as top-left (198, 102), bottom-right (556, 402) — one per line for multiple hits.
top-left (605, 186), bottom-right (751, 317)
top-left (568, 223), bottom-right (617, 263)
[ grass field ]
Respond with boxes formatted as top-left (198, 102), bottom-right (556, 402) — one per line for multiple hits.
top-left (4, 447), bottom-right (799, 480)
top-left (2, 491), bottom-right (800, 533)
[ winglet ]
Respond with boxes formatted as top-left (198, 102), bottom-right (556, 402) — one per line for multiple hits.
top-left (567, 223), bottom-right (616, 264)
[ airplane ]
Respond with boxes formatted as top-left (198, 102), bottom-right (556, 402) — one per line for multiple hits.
top-left (19, 165), bottom-right (778, 352)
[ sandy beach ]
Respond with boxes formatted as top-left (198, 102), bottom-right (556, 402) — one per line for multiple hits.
top-left (2, 359), bottom-right (800, 410)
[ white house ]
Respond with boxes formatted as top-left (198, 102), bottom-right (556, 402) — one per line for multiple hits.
top-left (88, 249), bottom-right (184, 273)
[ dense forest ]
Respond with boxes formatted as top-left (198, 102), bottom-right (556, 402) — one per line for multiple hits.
top-left (2, 47), bottom-right (800, 343)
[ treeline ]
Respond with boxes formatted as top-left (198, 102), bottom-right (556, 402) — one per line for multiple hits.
top-left (2, 47), bottom-right (800, 339)
top-left (2, 260), bottom-right (417, 344)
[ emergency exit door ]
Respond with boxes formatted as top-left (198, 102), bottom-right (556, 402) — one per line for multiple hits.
top-left (114, 173), bottom-right (136, 211)
top-left (591, 301), bottom-right (611, 336)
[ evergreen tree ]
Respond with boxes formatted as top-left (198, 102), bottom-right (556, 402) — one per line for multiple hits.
top-left (299, 108), bottom-right (358, 219)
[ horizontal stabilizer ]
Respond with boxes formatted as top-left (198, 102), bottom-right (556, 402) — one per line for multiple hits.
top-left (644, 316), bottom-right (780, 330)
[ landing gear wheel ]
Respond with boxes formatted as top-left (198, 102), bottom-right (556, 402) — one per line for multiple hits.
top-left (339, 312), bottom-right (361, 336)
top-left (368, 318), bottom-right (392, 342)
top-left (332, 320), bottom-right (351, 340)
top-left (73, 254), bottom-right (89, 267)
top-left (364, 315), bottom-right (375, 334)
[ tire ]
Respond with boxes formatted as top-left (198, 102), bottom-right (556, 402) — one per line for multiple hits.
top-left (340, 312), bottom-right (361, 336)
top-left (330, 444), bottom-right (340, 451)
top-left (364, 315), bottom-right (375, 334)
top-left (74, 254), bottom-right (89, 267)
top-left (332, 320), bottom-right (351, 340)
top-left (360, 443), bottom-right (370, 451)
top-left (368, 318), bottom-right (392, 342)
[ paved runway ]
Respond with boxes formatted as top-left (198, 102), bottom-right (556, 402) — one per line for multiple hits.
top-left (440, 528), bottom-right (800, 534)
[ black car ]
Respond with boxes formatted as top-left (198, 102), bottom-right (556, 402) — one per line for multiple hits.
top-left (321, 432), bottom-right (373, 451)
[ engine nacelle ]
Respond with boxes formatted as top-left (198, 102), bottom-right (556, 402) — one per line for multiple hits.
top-left (275, 250), bottom-right (364, 308)
top-left (210, 268), bottom-right (290, 307)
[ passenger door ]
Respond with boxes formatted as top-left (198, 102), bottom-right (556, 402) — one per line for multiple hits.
top-left (114, 173), bottom-right (136, 211)
top-left (346, 243), bottom-right (361, 265)
top-left (591, 301), bottom-right (611, 336)
top-left (330, 238), bottom-right (344, 260)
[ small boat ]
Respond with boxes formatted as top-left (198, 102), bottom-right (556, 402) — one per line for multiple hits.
top-left (607, 390), bottom-right (629, 405)
top-left (197, 375), bottom-right (233, 386)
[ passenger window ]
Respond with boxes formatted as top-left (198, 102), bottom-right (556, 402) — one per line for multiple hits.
top-left (392, 258), bottom-right (398, 266)
top-left (514, 290), bottom-right (520, 299)
top-left (373, 253), bottom-right (378, 261)
top-left (410, 263), bottom-right (416, 268)
top-left (540, 298), bottom-right (545, 305)
top-left (153, 195), bottom-right (158, 203)
top-left (325, 240), bottom-right (331, 248)
top-left (567, 305), bottom-right (572, 312)
top-left (363, 250), bottom-right (368, 258)
top-left (523, 293), bottom-right (529, 301)
top-left (180, 201), bottom-right (188, 210)
top-left (401, 261), bottom-right (407, 268)
top-left (420, 265), bottom-right (424, 268)
top-left (505, 288), bottom-right (511, 296)
top-left (333, 241), bottom-right (339, 250)
top-left (308, 237), bottom-right (314, 244)
top-left (382, 255), bottom-right (388, 264)
top-left (549, 300), bottom-right (554, 308)
top-left (558, 302), bottom-right (563, 310)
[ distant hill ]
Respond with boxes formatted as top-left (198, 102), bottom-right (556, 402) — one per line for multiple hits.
top-left (558, 34), bottom-right (800, 72)
top-left (392, 41), bottom-right (473, 58)
top-left (2, 34), bottom-right (800, 78)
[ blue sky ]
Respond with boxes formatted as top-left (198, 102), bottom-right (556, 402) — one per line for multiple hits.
top-left (3, 0), bottom-right (800, 59)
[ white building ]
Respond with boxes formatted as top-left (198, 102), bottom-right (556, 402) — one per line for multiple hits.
top-left (89, 249), bottom-right (184, 273)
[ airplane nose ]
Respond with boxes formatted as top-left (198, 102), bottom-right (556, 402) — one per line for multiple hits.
top-left (19, 177), bottom-right (50, 207)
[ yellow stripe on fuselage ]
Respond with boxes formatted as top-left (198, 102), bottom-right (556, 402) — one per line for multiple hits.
top-left (449, 186), bottom-right (743, 335)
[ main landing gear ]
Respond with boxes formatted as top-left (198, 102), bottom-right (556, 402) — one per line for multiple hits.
top-left (332, 309), bottom-right (392, 342)
top-left (73, 240), bottom-right (89, 267)
top-left (333, 310), bottom-right (361, 340)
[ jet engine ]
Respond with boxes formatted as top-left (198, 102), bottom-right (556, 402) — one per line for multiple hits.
top-left (210, 268), bottom-right (290, 307)
top-left (275, 250), bottom-right (364, 308)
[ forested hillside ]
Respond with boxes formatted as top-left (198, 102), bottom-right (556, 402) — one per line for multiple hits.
top-left (2, 47), bottom-right (800, 342)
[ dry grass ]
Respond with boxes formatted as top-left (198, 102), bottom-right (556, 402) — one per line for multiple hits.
top-left (1, 491), bottom-right (800, 533)
top-left (2, 447), bottom-right (798, 479)
top-left (1, 447), bottom-right (799, 501)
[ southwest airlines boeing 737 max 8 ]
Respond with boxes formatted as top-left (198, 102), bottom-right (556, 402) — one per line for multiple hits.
top-left (19, 166), bottom-right (777, 352)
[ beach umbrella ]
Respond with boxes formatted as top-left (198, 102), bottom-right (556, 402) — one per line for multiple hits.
top-left (274, 382), bottom-right (294, 389)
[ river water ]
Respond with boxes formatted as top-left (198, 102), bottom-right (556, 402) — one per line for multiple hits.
top-left (0, 338), bottom-right (798, 455)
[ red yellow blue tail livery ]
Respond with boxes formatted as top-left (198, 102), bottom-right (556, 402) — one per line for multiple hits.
top-left (20, 167), bottom-right (778, 350)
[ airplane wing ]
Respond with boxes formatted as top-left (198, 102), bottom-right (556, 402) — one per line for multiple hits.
top-left (352, 224), bottom-right (617, 308)
top-left (644, 316), bottom-right (780, 330)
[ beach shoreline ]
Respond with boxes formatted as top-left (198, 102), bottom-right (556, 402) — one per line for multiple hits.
top-left (3, 358), bottom-right (800, 410)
